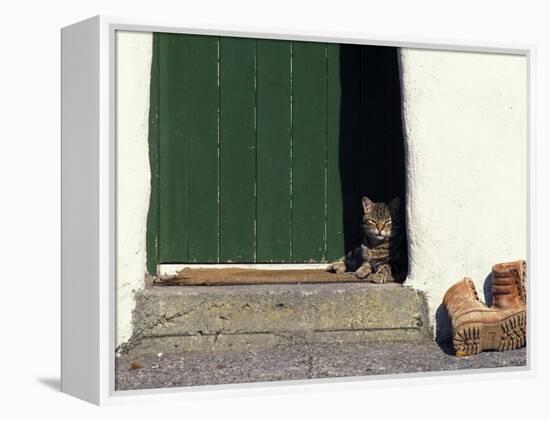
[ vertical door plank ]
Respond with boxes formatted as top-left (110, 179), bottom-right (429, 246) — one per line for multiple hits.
top-left (326, 43), bottom-right (344, 261)
top-left (291, 42), bottom-right (327, 262)
top-left (219, 37), bottom-right (256, 262)
top-left (158, 34), bottom-right (190, 262)
top-left (187, 35), bottom-right (219, 262)
top-left (256, 40), bottom-right (292, 262)
top-left (146, 33), bottom-right (160, 274)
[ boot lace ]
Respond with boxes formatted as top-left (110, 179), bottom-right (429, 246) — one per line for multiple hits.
top-left (511, 261), bottom-right (527, 304)
top-left (467, 279), bottom-right (480, 301)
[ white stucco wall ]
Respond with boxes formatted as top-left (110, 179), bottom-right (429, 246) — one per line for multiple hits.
top-left (115, 31), bottom-right (153, 346)
top-left (114, 34), bottom-right (527, 345)
top-left (400, 48), bottom-right (527, 340)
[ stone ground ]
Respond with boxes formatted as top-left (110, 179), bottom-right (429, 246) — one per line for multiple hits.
top-left (115, 342), bottom-right (527, 391)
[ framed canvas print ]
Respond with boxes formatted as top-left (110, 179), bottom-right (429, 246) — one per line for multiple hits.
top-left (61, 15), bottom-right (533, 405)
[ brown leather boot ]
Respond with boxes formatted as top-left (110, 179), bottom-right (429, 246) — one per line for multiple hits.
top-left (443, 277), bottom-right (526, 356)
top-left (491, 260), bottom-right (527, 308)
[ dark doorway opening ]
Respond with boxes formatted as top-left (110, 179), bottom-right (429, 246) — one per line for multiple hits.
top-left (146, 35), bottom-right (408, 273)
top-left (338, 45), bottom-right (408, 273)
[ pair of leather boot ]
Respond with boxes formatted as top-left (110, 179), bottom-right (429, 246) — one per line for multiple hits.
top-left (443, 260), bottom-right (526, 357)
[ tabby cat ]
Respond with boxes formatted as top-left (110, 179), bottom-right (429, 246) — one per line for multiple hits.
top-left (327, 196), bottom-right (406, 283)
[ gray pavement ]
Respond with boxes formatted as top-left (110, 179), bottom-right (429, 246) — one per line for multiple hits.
top-left (115, 341), bottom-right (526, 391)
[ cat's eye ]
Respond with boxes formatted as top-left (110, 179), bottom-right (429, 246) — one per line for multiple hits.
top-left (367, 219), bottom-right (376, 224)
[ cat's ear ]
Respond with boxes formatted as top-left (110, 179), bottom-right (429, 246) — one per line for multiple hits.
top-left (362, 196), bottom-right (374, 214)
top-left (389, 197), bottom-right (400, 213)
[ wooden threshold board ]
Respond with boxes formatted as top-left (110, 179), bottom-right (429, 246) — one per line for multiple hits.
top-left (153, 268), bottom-right (358, 286)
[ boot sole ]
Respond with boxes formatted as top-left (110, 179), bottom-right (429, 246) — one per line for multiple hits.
top-left (453, 311), bottom-right (526, 357)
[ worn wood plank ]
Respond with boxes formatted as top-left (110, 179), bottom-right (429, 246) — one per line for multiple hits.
top-left (326, 43), bottom-right (343, 261)
top-left (146, 33), bottom-right (161, 274)
top-left (158, 34), bottom-right (190, 262)
top-left (219, 37), bottom-right (256, 262)
top-left (256, 39), bottom-right (292, 262)
top-left (291, 42), bottom-right (327, 262)
top-left (154, 268), bottom-right (356, 286)
top-left (187, 35), bottom-right (219, 262)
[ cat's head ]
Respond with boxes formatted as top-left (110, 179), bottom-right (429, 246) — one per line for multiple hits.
top-left (361, 196), bottom-right (400, 241)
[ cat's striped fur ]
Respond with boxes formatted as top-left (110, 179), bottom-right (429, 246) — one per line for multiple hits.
top-left (327, 196), bottom-right (406, 283)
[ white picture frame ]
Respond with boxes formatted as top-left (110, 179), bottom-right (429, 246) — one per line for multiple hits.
top-left (61, 15), bottom-right (536, 405)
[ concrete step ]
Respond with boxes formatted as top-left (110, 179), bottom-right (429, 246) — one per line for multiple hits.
top-left (122, 283), bottom-right (432, 356)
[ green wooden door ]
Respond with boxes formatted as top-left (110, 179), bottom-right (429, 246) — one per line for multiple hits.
top-left (147, 33), bottom-right (361, 273)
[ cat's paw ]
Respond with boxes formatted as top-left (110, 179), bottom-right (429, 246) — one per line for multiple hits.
top-left (367, 273), bottom-right (392, 284)
top-left (327, 261), bottom-right (346, 274)
top-left (354, 266), bottom-right (372, 279)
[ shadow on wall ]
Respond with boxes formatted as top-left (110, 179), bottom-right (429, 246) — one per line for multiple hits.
top-left (338, 45), bottom-right (408, 268)
top-left (435, 272), bottom-right (493, 354)
top-left (36, 377), bottom-right (61, 392)
top-left (435, 304), bottom-right (455, 355)
top-left (482, 273), bottom-right (494, 307)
